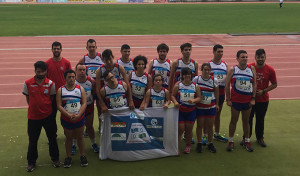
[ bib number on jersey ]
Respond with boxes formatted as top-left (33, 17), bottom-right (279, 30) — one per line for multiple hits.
top-left (214, 71), bottom-right (226, 83)
top-left (65, 99), bottom-right (81, 114)
top-left (87, 67), bottom-right (98, 78)
top-left (180, 92), bottom-right (194, 103)
top-left (152, 97), bottom-right (164, 107)
top-left (235, 77), bottom-right (251, 91)
top-left (201, 92), bottom-right (213, 105)
top-left (110, 96), bottom-right (125, 108)
top-left (132, 83), bottom-right (146, 97)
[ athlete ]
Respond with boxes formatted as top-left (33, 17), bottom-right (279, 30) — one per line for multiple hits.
top-left (193, 63), bottom-right (219, 153)
top-left (148, 43), bottom-right (171, 89)
top-left (171, 67), bottom-right (201, 154)
top-left (129, 55), bottom-right (152, 108)
top-left (209, 44), bottom-right (229, 143)
top-left (23, 61), bottom-right (60, 172)
top-left (169, 43), bottom-right (198, 93)
top-left (140, 74), bottom-right (171, 110)
top-left (72, 63), bottom-right (99, 154)
top-left (77, 39), bottom-right (104, 133)
top-left (56, 70), bottom-right (88, 168)
top-left (100, 71), bottom-right (130, 109)
top-left (249, 49), bottom-right (277, 147)
top-left (225, 50), bottom-right (256, 152)
top-left (96, 49), bottom-right (134, 112)
top-left (46, 41), bottom-right (72, 135)
top-left (117, 44), bottom-right (134, 77)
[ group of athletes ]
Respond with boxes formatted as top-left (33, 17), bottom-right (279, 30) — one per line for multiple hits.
top-left (23, 39), bottom-right (277, 172)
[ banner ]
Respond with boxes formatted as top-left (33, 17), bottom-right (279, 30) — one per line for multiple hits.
top-left (100, 107), bottom-right (178, 161)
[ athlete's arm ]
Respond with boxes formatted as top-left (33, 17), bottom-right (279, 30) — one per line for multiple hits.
top-left (250, 66), bottom-right (257, 106)
top-left (225, 68), bottom-right (234, 107)
top-left (56, 88), bottom-right (72, 119)
top-left (168, 61), bottom-right (178, 93)
top-left (171, 83), bottom-right (180, 108)
top-left (147, 60), bottom-right (153, 75)
top-left (214, 79), bottom-right (220, 111)
top-left (73, 86), bottom-right (87, 121)
top-left (140, 89), bottom-right (150, 111)
top-left (188, 84), bottom-right (201, 104)
top-left (146, 74), bottom-right (152, 92)
top-left (164, 89), bottom-right (171, 109)
top-left (99, 87), bottom-right (108, 112)
top-left (194, 61), bottom-right (199, 78)
top-left (119, 65), bottom-right (134, 110)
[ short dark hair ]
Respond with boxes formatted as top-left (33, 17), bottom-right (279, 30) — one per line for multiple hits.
top-left (157, 43), bottom-right (169, 52)
top-left (181, 67), bottom-right (193, 81)
top-left (255, 48), bottom-right (266, 57)
top-left (87, 39), bottom-right (96, 46)
top-left (102, 49), bottom-right (113, 60)
top-left (133, 55), bottom-right (147, 70)
top-left (213, 44), bottom-right (223, 52)
top-left (201, 63), bottom-right (211, 71)
top-left (121, 44), bottom-right (130, 50)
top-left (64, 69), bottom-right (76, 78)
top-left (102, 70), bottom-right (112, 79)
top-left (75, 63), bottom-right (85, 70)
top-left (180, 43), bottom-right (192, 51)
top-left (52, 41), bottom-right (62, 49)
top-left (153, 74), bottom-right (163, 81)
top-left (34, 61), bottom-right (47, 71)
top-left (237, 50), bottom-right (247, 58)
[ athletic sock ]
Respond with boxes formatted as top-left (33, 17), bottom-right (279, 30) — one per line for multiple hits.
top-left (72, 139), bottom-right (77, 146)
top-left (245, 138), bottom-right (250, 143)
top-left (90, 138), bottom-right (96, 144)
top-left (229, 137), bottom-right (234, 142)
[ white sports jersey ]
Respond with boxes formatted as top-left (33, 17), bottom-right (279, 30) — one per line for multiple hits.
top-left (104, 81), bottom-right (128, 109)
top-left (150, 88), bottom-right (166, 107)
top-left (61, 84), bottom-right (82, 114)
top-left (75, 76), bottom-right (94, 106)
top-left (130, 72), bottom-right (148, 101)
top-left (84, 52), bottom-right (104, 79)
top-left (117, 58), bottom-right (134, 77)
top-left (174, 58), bottom-right (196, 83)
top-left (99, 63), bottom-right (121, 87)
top-left (209, 60), bottom-right (227, 92)
top-left (151, 58), bottom-right (171, 87)
top-left (193, 76), bottom-right (218, 109)
top-left (178, 82), bottom-right (196, 106)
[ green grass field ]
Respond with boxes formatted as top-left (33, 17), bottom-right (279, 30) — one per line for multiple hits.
top-left (0, 3), bottom-right (300, 36)
top-left (1, 100), bottom-right (300, 176)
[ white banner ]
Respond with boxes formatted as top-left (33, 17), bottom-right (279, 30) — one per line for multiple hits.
top-left (100, 107), bottom-right (178, 161)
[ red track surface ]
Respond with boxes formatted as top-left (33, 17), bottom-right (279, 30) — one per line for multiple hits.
top-left (0, 34), bottom-right (299, 109)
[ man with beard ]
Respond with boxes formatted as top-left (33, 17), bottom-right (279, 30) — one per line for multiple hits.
top-left (248, 49), bottom-right (277, 147)
top-left (23, 61), bottom-right (60, 172)
top-left (46, 41), bottom-right (72, 133)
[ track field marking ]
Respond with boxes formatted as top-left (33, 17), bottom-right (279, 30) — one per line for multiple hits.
top-left (1, 43), bottom-right (300, 51)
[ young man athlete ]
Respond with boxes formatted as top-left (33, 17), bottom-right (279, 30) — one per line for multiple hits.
top-left (208, 44), bottom-right (229, 143)
top-left (225, 50), bottom-right (256, 152)
top-left (117, 44), bottom-right (134, 77)
top-left (148, 43), bottom-right (172, 89)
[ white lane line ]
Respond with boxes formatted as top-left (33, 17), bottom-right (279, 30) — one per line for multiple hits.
top-left (1, 43), bottom-right (300, 51)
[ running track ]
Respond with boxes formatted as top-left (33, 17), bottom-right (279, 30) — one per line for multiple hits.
top-left (0, 34), bottom-right (299, 109)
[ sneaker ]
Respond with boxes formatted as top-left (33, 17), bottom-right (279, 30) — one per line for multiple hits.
top-left (245, 142), bottom-right (254, 152)
top-left (208, 143), bottom-right (217, 153)
top-left (183, 145), bottom-right (191, 154)
top-left (196, 143), bottom-right (202, 153)
top-left (257, 138), bottom-right (267, 147)
top-left (53, 160), bottom-right (61, 168)
top-left (214, 134), bottom-right (228, 143)
top-left (240, 139), bottom-right (245, 146)
top-left (63, 157), bottom-right (72, 168)
top-left (201, 136), bottom-right (207, 146)
top-left (92, 143), bottom-right (99, 153)
top-left (26, 164), bottom-right (35, 172)
top-left (226, 142), bottom-right (234, 151)
top-left (80, 156), bottom-right (88, 167)
top-left (83, 129), bottom-right (88, 137)
top-left (71, 145), bottom-right (76, 155)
